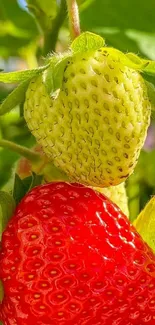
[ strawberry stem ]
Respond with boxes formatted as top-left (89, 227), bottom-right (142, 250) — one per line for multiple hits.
top-left (44, 0), bottom-right (67, 54)
top-left (66, 0), bottom-right (81, 40)
top-left (0, 139), bottom-right (43, 163)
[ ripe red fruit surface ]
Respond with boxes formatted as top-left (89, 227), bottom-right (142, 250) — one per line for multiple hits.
top-left (0, 182), bottom-right (155, 325)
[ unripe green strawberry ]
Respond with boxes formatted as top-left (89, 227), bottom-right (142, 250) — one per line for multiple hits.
top-left (95, 182), bottom-right (129, 217)
top-left (24, 48), bottom-right (151, 187)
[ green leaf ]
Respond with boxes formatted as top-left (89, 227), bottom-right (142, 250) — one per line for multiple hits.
top-left (142, 72), bottom-right (155, 86)
top-left (29, 172), bottom-right (43, 190)
top-left (134, 197), bottom-right (155, 252)
top-left (126, 52), bottom-right (146, 65)
top-left (0, 65), bottom-right (49, 84)
top-left (71, 31), bottom-right (105, 54)
top-left (13, 173), bottom-right (28, 205)
top-left (0, 191), bottom-right (16, 237)
top-left (144, 81), bottom-right (155, 110)
top-left (0, 79), bottom-right (30, 116)
top-left (22, 175), bottom-right (34, 192)
top-left (122, 52), bottom-right (155, 84)
top-left (142, 61), bottom-right (155, 76)
top-left (126, 53), bottom-right (155, 78)
top-left (108, 48), bottom-right (147, 70)
top-left (43, 54), bottom-right (71, 96)
top-left (126, 52), bottom-right (152, 71)
top-left (43, 56), bottom-right (58, 96)
top-left (96, 47), bottom-right (147, 71)
top-left (13, 173), bottom-right (43, 205)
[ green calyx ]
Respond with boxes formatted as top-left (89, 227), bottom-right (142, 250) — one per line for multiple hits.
top-left (70, 31), bottom-right (105, 53)
top-left (1, 31), bottom-right (155, 114)
top-left (43, 32), bottom-right (106, 98)
top-left (0, 65), bottom-right (49, 116)
top-left (0, 173), bottom-right (42, 239)
top-left (43, 32), bottom-right (155, 107)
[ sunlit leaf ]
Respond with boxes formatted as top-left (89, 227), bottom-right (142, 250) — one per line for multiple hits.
top-left (71, 31), bottom-right (105, 53)
top-left (43, 53), bottom-right (71, 96)
top-left (145, 81), bottom-right (155, 110)
top-left (0, 79), bottom-right (30, 115)
top-left (0, 65), bottom-right (49, 83)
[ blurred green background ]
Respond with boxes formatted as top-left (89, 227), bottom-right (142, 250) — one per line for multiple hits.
top-left (1, 0), bottom-right (155, 220)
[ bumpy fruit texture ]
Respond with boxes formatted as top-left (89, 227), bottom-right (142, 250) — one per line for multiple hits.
top-left (1, 182), bottom-right (155, 325)
top-left (134, 197), bottom-right (155, 253)
top-left (95, 182), bottom-right (129, 217)
top-left (24, 48), bottom-right (151, 187)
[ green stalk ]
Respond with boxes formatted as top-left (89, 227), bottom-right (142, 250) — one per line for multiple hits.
top-left (44, 0), bottom-right (67, 54)
top-left (66, 0), bottom-right (80, 40)
top-left (0, 139), bottom-right (42, 163)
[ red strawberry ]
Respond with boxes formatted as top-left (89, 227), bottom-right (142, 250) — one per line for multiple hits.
top-left (0, 182), bottom-right (155, 325)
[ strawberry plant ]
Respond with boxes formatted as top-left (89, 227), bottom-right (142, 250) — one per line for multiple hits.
top-left (1, 0), bottom-right (155, 324)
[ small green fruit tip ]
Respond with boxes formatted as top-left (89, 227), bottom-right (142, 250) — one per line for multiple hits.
top-left (134, 196), bottom-right (155, 227)
top-left (134, 196), bottom-right (155, 252)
